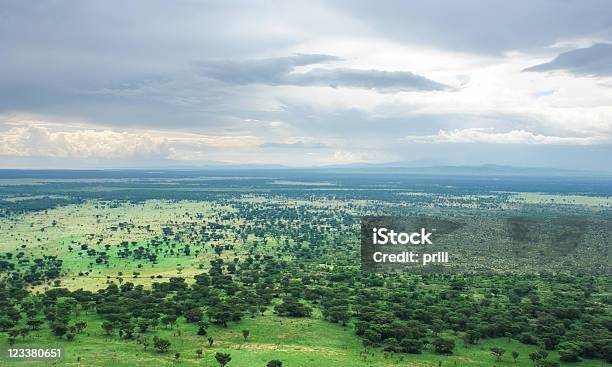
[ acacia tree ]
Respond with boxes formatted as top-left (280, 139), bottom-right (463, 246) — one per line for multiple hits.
top-left (51, 323), bottom-right (67, 338)
top-left (161, 315), bottom-right (177, 329)
top-left (153, 336), bottom-right (171, 353)
top-left (101, 321), bottom-right (114, 335)
top-left (215, 352), bottom-right (231, 367)
top-left (491, 347), bottom-right (506, 362)
top-left (432, 338), bottom-right (455, 355)
top-left (197, 321), bottom-right (208, 336)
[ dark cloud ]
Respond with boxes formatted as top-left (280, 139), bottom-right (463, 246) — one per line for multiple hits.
top-left (197, 54), bottom-right (448, 91)
top-left (195, 54), bottom-right (341, 85)
top-left (288, 68), bottom-right (448, 91)
top-left (523, 43), bottom-right (612, 76)
top-left (0, 1), bottom-right (610, 170)
top-left (0, 1), bottom-right (306, 125)
top-left (330, 0), bottom-right (612, 54)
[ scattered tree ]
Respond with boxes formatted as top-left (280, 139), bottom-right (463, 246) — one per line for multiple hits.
top-left (215, 352), bottom-right (232, 367)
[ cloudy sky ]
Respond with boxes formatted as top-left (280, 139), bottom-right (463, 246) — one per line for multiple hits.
top-left (1, 0), bottom-right (612, 170)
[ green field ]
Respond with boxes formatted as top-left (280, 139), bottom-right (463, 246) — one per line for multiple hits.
top-left (1, 173), bottom-right (610, 366)
top-left (1, 312), bottom-right (606, 367)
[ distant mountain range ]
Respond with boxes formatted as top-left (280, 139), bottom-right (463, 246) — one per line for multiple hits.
top-left (308, 163), bottom-right (609, 177)
top-left (1, 163), bottom-right (610, 179)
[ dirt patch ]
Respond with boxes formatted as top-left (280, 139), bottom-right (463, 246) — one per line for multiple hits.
top-left (230, 343), bottom-right (347, 355)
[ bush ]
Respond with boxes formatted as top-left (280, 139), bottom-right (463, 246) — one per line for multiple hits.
top-left (274, 298), bottom-right (312, 318)
top-left (153, 336), bottom-right (171, 353)
top-left (558, 341), bottom-right (582, 362)
top-left (267, 360), bottom-right (282, 367)
top-left (432, 337), bottom-right (455, 355)
top-left (400, 338), bottom-right (423, 354)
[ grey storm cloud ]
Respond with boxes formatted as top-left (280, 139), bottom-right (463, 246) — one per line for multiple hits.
top-left (196, 54), bottom-right (341, 85)
top-left (1, 1), bottom-right (611, 170)
top-left (330, 0), bottom-right (612, 54)
top-left (196, 54), bottom-right (449, 91)
top-left (288, 68), bottom-right (448, 91)
top-left (524, 43), bottom-right (612, 76)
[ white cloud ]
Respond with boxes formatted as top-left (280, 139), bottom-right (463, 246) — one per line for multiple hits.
top-left (0, 121), bottom-right (262, 160)
top-left (1, 3), bottom-right (612, 169)
top-left (404, 128), bottom-right (607, 145)
top-left (0, 125), bottom-right (170, 159)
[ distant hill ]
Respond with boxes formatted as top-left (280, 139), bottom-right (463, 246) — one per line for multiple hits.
top-left (309, 163), bottom-right (610, 177)
top-left (0, 164), bottom-right (610, 179)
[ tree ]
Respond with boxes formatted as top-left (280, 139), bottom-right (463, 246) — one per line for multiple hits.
top-left (558, 341), bottom-right (582, 362)
top-left (161, 315), bottom-right (177, 329)
top-left (75, 321), bottom-right (87, 334)
top-left (120, 322), bottom-right (135, 339)
top-left (101, 321), bottom-right (115, 335)
top-left (174, 353), bottom-right (180, 361)
top-left (512, 351), bottom-right (519, 363)
top-left (400, 338), bottom-right (423, 354)
top-left (0, 317), bottom-right (16, 331)
top-left (26, 319), bottom-right (43, 331)
top-left (138, 320), bottom-right (148, 333)
top-left (463, 330), bottom-right (480, 346)
top-left (363, 329), bottom-right (381, 348)
top-left (274, 297), bottom-right (312, 317)
top-left (432, 337), bottom-right (455, 355)
top-left (196, 348), bottom-right (203, 358)
top-left (185, 308), bottom-right (203, 323)
top-left (153, 336), bottom-right (171, 353)
top-left (242, 329), bottom-right (250, 341)
top-left (208, 336), bottom-right (214, 347)
top-left (149, 317), bottom-right (159, 330)
top-left (529, 350), bottom-right (548, 364)
top-left (324, 305), bottom-right (351, 326)
top-left (383, 337), bottom-right (399, 353)
top-left (51, 322), bottom-right (68, 338)
top-left (491, 347), bottom-right (506, 362)
top-left (267, 360), bottom-right (283, 367)
top-left (215, 352), bottom-right (232, 367)
top-left (208, 306), bottom-right (233, 327)
top-left (196, 321), bottom-right (209, 336)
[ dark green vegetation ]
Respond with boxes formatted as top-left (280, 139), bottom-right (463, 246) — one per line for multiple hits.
top-left (0, 170), bottom-right (610, 366)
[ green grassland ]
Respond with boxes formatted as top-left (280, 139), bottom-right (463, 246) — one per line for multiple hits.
top-left (1, 313), bottom-right (605, 367)
top-left (1, 175), bottom-right (611, 367)
top-left (0, 200), bottom-right (240, 291)
top-left (509, 193), bottom-right (612, 208)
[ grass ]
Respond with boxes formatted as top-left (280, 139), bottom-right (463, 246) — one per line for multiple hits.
top-left (1, 196), bottom-right (609, 366)
top-left (1, 313), bottom-right (605, 367)
top-left (510, 192), bottom-right (611, 207)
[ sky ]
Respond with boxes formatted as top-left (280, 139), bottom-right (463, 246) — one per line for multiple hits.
top-left (1, 0), bottom-right (612, 170)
